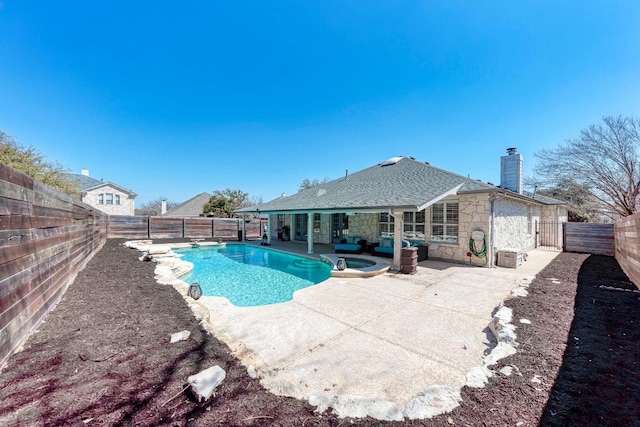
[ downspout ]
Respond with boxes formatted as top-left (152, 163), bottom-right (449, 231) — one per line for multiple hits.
top-left (490, 197), bottom-right (495, 268)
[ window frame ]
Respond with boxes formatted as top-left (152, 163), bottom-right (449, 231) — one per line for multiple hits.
top-left (403, 211), bottom-right (426, 238)
top-left (98, 193), bottom-right (104, 205)
top-left (430, 201), bottom-right (459, 244)
top-left (378, 212), bottom-right (395, 237)
top-left (105, 193), bottom-right (114, 205)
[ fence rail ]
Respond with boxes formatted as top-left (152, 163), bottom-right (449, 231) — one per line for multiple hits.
top-left (107, 216), bottom-right (266, 240)
top-left (564, 222), bottom-right (615, 256)
top-left (1, 163), bottom-right (107, 368)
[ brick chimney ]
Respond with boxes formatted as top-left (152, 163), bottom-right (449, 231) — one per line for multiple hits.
top-left (500, 148), bottom-right (523, 194)
top-left (161, 199), bottom-right (167, 215)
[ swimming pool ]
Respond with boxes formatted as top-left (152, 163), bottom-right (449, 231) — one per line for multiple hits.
top-left (174, 244), bottom-right (332, 307)
top-left (342, 257), bottom-right (376, 269)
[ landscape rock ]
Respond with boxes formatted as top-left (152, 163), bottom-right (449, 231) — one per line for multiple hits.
top-left (484, 342), bottom-right (517, 366)
top-left (170, 330), bottom-right (191, 343)
top-left (310, 395), bottom-right (403, 421)
top-left (187, 366), bottom-right (226, 403)
top-left (489, 305), bottom-right (518, 345)
top-left (465, 366), bottom-right (493, 388)
top-left (404, 385), bottom-right (462, 419)
top-left (499, 366), bottom-right (514, 376)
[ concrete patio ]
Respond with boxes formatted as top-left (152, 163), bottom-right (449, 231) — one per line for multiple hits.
top-left (190, 242), bottom-right (560, 420)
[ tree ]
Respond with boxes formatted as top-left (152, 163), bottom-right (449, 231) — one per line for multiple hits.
top-left (202, 188), bottom-right (249, 217)
top-left (0, 131), bottom-right (79, 195)
top-left (136, 197), bottom-right (179, 216)
top-left (534, 115), bottom-right (640, 219)
top-left (298, 177), bottom-right (331, 192)
top-left (533, 178), bottom-right (601, 222)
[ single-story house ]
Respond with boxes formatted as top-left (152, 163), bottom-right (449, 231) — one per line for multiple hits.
top-left (236, 149), bottom-right (569, 269)
top-left (162, 192), bottom-right (212, 216)
top-left (67, 168), bottom-right (136, 215)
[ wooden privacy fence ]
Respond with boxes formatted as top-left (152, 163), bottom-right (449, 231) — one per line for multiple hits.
top-left (108, 216), bottom-right (267, 240)
top-left (614, 213), bottom-right (640, 287)
top-left (563, 222), bottom-right (615, 256)
top-left (0, 163), bottom-right (107, 368)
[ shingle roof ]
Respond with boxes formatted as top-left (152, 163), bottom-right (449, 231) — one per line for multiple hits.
top-left (67, 173), bottom-right (103, 190)
top-left (66, 173), bottom-right (137, 196)
top-left (163, 192), bottom-right (212, 217)
top-left (237, 156), bottom-right (568, 214)
top-left (522, 190), bottom-right (567, 205)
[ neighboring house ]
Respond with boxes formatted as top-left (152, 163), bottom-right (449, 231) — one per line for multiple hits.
top-left (67, 169), bottom-right (136, 215)
top-left (162, 192), bottom-right (212, 217)
top-left (236, 149), bottom-right (569, 269)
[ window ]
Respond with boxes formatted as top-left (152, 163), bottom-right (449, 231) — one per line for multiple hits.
top-left (115, 194), bottom-right (121, 205)
top-left (403, 211), bottom-right (426, 239)
top-left (378, 212), bottom-right (395, 236)
top-left (106, 193), bottom-right (113, 205)
top-left (98, 193), bottom-right (104, 204)
top-left (277, 214), bottom-right (286, 229)
top-left (431, 202), bottom-right (459, 243)
top-left (313, 213), bottom-right (321, 233)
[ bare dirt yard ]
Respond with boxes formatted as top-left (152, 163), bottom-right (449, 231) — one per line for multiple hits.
top-left (1, 239), bottom-right (639, 426)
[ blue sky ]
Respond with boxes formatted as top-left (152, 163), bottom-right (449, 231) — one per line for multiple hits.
top-left (1, 1), bottom-right (639, 206)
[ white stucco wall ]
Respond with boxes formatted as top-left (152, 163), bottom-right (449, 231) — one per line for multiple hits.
top-left (83, 185), bottom-right (135, 215)
top-left (493, 198), bottom-right (536, 252)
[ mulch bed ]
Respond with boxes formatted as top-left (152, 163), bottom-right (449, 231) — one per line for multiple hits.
top-left (1, 239), bottom-right (639, 426)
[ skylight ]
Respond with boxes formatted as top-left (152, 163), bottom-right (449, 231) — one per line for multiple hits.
top-left (380, 156), bottom-right (403, 166)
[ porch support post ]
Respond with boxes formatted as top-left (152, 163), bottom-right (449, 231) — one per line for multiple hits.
top-left (241, 214), bottom-right (246, 242)
top-left (391, 210), bottom-right (404, 271)
top-left (266, 215), bottom-right (271, 244)
top-left (307, 213), bottom-right (314, 254)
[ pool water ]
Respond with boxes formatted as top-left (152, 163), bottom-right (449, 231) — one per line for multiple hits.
top-left (174, 245), bottom-right (332, 307)
top-left (344, 258), bottom-right (376, 269)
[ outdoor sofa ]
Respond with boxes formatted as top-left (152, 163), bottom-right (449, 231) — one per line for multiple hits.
top-left (334, 235), bottom-right (367, 254)
top-left (371, 237), bottom-right (428, 261)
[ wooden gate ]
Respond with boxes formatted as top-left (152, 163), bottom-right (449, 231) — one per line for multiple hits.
top-left (535, 220), bottom-right (563, 250)
top-left (563, 222), bottom-right (614, 256)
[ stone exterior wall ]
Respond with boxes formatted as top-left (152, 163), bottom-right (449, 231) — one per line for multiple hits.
top-left (427, 193), bottom-right (492, 266)
top-left (313, 214), bottom-right (332, 244)
top-left (265, 195), bottom-right (566, 267)
top-left (345, 213), bottom-right (379, 244)
top-left (83, 185), bottom-right (135, 215)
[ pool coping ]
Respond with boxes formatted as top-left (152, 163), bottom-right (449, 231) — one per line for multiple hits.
top-left (168, 241), bottom-right (391, 278)
top-left (125, 239), bottom-right (560, 421)
top-left (320, 254), bottom-right (390, 278)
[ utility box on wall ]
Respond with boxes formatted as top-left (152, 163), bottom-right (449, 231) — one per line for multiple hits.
top-left (497, 249), bottom-right (523, 268)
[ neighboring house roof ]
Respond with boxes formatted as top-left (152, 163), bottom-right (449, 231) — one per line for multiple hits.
top-left (67, 173), bottom-right (137, 197)
top-left (163, 192), bottom-right (212, 217)
top-left (237, 156), bottom-right (568, 214)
